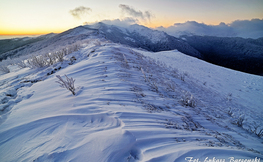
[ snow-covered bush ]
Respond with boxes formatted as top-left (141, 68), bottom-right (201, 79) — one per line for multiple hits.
top-left (25, 43), bottom-right (80, 69)
top-left (55, 51), bottom-right (64, 62)
top-left (28, 55), bottom-right (47, 68)
top-left (122, 54), bottom-right (129, 68)
top-left (56, 75), bottom-right (76, 95)
top-left (0, 58), bottom-right (12, 73)
top-left (140, 67), bottom-right (158, 92)
top-left (0, 64), bottom-right (10, 73)
top-left (44, 53), bottom-right (56, 66)
top-left (16, 60), bottom-right (27, 68)
top-left (180, 91), bottom-right (196, 107)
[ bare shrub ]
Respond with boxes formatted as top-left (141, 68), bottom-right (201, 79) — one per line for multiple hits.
top-left (227, 107), bottom-right (234, 116)
top-left (140, 67), bottom-right (158, 92)
top-left (123, 54), bottom-right (128, 64)
top-left (180, 72), bottom-right (189, 81)
top-left (249, 123), bottom-right (263, 138)
top-left (56, 75), bottom-right (76, 95)
top-left (0, 43), bottom-right (81, 70)
top-left (141, 68), bottom-right (148, 82)
top-left (170, 68), bottom-right (179, 78)
top-left (149, 80), bottom-right (158, 92)
top-left (164, 79), bottom-right (176, 92)
top-left (122, 54), bottom-right (129, 68)
top-left (226, 93), bottom-right (232, 101)
top-left (255, 128), bottom-right (263, 138)
top-left (45, 53), bottom-right (56, 66)
top-left (256, 129), bottom-right (263, 138)
top-left (28, 55), bottom-right (47, 68)
top-left (55, 51), bottom-right (64, 62)
top-left (180, 91), bottom-right (196, 107)
top-left (72, 44), bottom-right (80, 51)
top-left (16, 59), bottom-right (27, 68)
top-left (237, 115), bottom-right (245, 127)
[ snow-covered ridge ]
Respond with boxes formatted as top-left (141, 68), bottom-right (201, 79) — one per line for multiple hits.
top-left (127, 24), bottom-right (168, 44)
top-left (95, 23), bottom-right (201, 58)
top-left (2, 22), bottom-right (263, 76)
top-left (0, 40), bottom-right (262, 161)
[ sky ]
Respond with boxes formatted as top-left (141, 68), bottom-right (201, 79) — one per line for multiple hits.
top-left (0, 0), bottom-right (263, 35)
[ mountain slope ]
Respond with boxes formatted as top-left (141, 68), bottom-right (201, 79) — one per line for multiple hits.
top-left (2, 23), bottom-right (263, 77)
top-left (0, 26), bottom-right (101, 61)
top-left (0, 40), bottom-right (262, 161)
top-left (180, 35), bottom-right (263, 75)
top-left (0, 23), bottom-right (201, 62)
top-left (0, 33), bottom-right (56, 61)
top-left (95, 23), bottom-right (202, 58)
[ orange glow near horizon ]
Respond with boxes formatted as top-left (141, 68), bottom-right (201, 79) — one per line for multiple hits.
top-left (1, 18), bottom-right (262, 36)
top-left (0, 33), bottom-right (51, 36)
top-left (0, 0), bottom-right (262, 36)
top-left (0, 28), bottom-right (65, 36)
top-left (0, 21), bottom-right (208, 35)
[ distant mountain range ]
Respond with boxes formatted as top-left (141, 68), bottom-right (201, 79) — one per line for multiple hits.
top-left (0, 23), bottom-right (201, 61)
top-left (180, 35), bottom-right (263, 75)
top-left (0, 22), bottom-right (262, 75)
top-left (94, 22), bottom-right (201, 58)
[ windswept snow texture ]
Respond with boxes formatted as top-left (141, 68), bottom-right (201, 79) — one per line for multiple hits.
top-left (0, 40), bottom-right (262, 162)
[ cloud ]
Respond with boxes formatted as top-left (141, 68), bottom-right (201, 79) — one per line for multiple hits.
top-left (119, 4), bottom-right (153, 21)
top-left (100, 18), bottom-right (138, 27)
top-left (69, 6), bottom-right (92, 19)
top-left (156, 19), bottom-right (263, 39)
top-left (84, 18), bottom-right (138, 28)
top-left (229, 19), bottom-right (263, 38)
top-left (157, 21), bottom-right (236, 37)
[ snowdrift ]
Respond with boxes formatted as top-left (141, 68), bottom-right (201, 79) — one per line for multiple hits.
top-left (0, 40), bottom-right (262, 161)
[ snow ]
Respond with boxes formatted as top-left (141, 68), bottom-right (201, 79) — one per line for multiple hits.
top-left (0, 40), bottom-right (263, 161)
top-left (136, 49), bottom-right (263, 113)
top-left (62, 26), bottom-right (94, 38)
top-left (127, 24), bottom-right (168, 44)
top-left (124, 37), bottom-right (136, 42)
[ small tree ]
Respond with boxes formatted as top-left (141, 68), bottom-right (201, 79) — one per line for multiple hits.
top-left (56, 75), bottom-right (76, 95)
